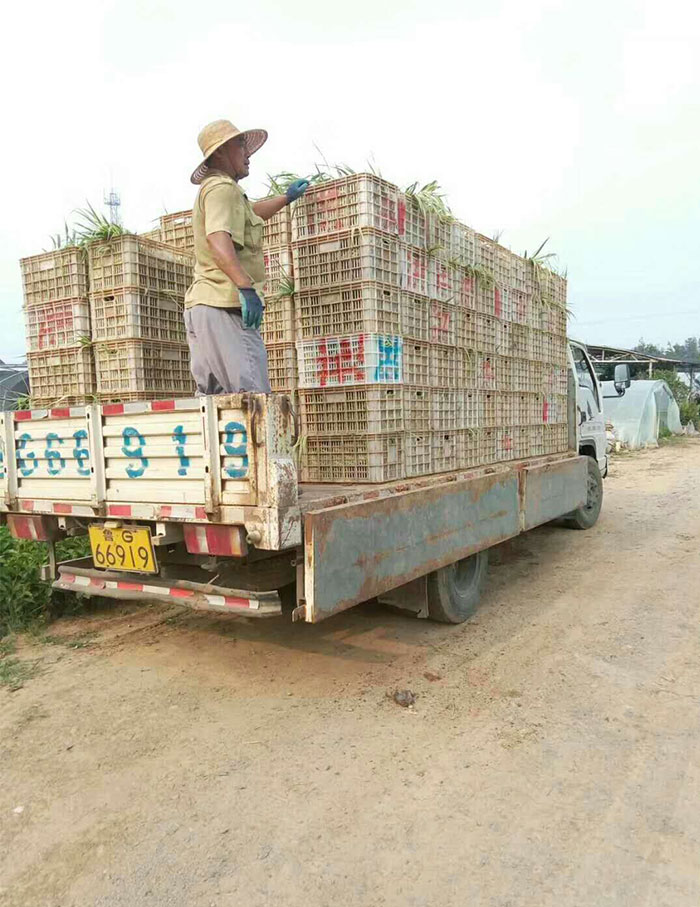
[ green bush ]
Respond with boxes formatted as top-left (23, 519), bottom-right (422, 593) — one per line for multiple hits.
top-left (0, 527), bottom-right (90, 635)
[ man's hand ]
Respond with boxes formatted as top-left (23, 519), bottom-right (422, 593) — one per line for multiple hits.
top-left (239, 288), bottom-right (264, 330)
top-left (286, 179), bottom-right (310, 203)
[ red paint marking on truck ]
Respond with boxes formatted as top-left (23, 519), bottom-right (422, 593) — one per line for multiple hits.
top-left (14, 410), bottom-right (32, 421)
top-left (117, 581), bottom-right (143, 591)
top-left (195, 507), bottom-right (207, 520)
top-left (20, 499), bottom-right (34, 511)
top-left (102, 404), bottom-right (125, 416)
top-left (54, 503), bottom-right (72, 514)
top-left (108, 505), bottom-right (132, 517)
top-left (50, 408), bottom-right (70, 419)
top-left (89, 577), bottom-right (105, 588)
top-left (169, 588), bottom-right (195, 598)
top-left (152, 400), bottom-right (176, 411)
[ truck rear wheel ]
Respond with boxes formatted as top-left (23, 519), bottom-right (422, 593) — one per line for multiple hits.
top-left (427, 550), bottom-right (489, 624)
top-left (564, 456), bottom-right (603, 530)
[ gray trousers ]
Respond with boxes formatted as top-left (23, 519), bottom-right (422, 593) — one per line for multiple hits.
top-left (184, 305), bottom-right (271, 395)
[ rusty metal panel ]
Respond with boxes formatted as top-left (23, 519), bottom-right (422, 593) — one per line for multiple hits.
top-left (522, 455), bottom-right (587, 531)
top-left (303, 471), bottom-right (520, 622)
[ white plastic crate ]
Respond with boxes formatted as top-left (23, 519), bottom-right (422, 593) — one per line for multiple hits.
top-left (299, 386), bottom-right (403, 435)
top-left (90, 289), bottom-right (185, 343)
top-left (265, 343), bottom-right (297, 392)
top-left (28, 346), bottom-right (96, 404)
top-left (401, 294), bottom-right (430, 341)
top-left (20, 247), bottom-right (88, 306)
top-left (261, 295), bottom-right (296, 345)
top-left (88, 236), bottom-right (193, 296)
top-left (292, 175), bottom-right (399, 241)
top-left (24, 298), bottom-right (91, 351)
top-left (301, 434), bottom-right (404, 483)
top-left (400, 246), bottom-right (430, 295)
top-left (543, 424), bottom-right (568, 454)
top-left (263, 247), bottom-right (294, 297)
top-left (405, 433), bottom-right (433, 477)
top-left (432, 389), bottom-right (463, 430)
top-left (263, 207), bottom-right (292, 249)
top-left (432, 431), bottom-right (459, 473)
top-left (543, 394), bottom-right (568, 425)
top-left (459, 429), bottom-right (480, 468)
top-left (160, 210), bottom-right (194, 253)
top-left (429, 301), bottom-right (459, 346)
top-left (397, 196), bottom-right (428, 249)
top-left (295, 283), bottom-right (400, 340)
top-left (479, 354), bottom-right (501, 390)
top-left (403, 341), bottom-right (430, 386)
top-left (292, 230), bottom-right (400, 291)
top-left (464, 390), bottom-right (480, 428)
top-left (426, 214), bottom-right (453, 260)
top-left (501, 357), bottom-right (533, 393)
top-left (94, 341), bottom-right (194, 397)
top-left (404, 386), bottom-right (432, 431)
top-left (430, 346), bottom-right (463, 388)
top-left (449, 223), bottom-right (477, 267)
top-left (429, 260), bottom-right (458, 302)
top-left (296, 334), bottom-right (402, 388)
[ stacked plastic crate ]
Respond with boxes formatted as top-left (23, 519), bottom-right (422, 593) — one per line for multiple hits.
top-left (260, 207), bottom-right (297, 394)
top-left (159, 210), bottom-right (194, 253)
top-left (20, 247), bottom-right (96, 406)
top-left (289, 173), bottom-right (569, 483)
top-left (88, 236), bottom-right (195, 401)
top-left (292, 176), bottom-right (405, 482)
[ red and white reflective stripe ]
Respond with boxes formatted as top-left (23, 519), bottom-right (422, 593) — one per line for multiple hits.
top-left (101, 398), bottom-right (199, 417)
top-left (106, 503), bottom-right (208, 521)
top-left (7, 514), bottom-right (48, 541)
top-left (182, 523), bottom-right (245, 556)
top-left (17, 499), bottom-right (96, 517)
top-left (61, 573), bottom-right (256, 610)
top-left (14, 405), bottom-right (87, 422)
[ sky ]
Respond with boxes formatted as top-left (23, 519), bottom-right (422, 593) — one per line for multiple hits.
top-left (1, 0), bottom-right (699, 362)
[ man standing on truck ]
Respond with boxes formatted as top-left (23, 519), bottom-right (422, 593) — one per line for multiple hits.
top-left (183, 119), bottom-right (309, 395)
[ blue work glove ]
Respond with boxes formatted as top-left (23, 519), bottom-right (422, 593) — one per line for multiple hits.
top-left (286, 179), bottom-right (310, 203)
top-left (239, 287), bottom-right (264, 330)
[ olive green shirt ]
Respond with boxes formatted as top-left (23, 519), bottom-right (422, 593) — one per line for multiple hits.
top-left (184, 171), bottom-right (266, 309)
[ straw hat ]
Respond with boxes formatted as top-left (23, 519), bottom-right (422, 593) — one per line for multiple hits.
top-left (190, 119), bottom-right (268, 185)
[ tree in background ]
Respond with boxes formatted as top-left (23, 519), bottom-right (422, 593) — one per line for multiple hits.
top-left (635, 337), bottom-right (700, 361)
top-left (648, 369), bottom-right (699, 428)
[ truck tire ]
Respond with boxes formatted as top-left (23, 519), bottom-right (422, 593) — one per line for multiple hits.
top-left (427, 550), bottom-right (489, 624)
top-left (564, 456), bottom-right (603, 530)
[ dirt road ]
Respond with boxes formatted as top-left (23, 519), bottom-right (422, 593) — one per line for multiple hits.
top-left (2, 441), bottom-right (700, 907)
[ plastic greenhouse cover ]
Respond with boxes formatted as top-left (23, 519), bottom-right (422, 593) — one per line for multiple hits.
top-left (601, 380), bottom-right (682, 448)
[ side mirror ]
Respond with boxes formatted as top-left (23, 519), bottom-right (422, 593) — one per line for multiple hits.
top-left (614, 363), bottom-right (631, 395)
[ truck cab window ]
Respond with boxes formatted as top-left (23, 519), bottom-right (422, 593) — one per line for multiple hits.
top-left (573, 346), bottom-right (600, 406)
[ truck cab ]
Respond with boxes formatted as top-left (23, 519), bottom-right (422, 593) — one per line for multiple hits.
top-left (569, 339), bottom-right (609, 476)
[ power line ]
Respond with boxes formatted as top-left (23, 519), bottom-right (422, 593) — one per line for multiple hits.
top-left (575, 309), bottom-right (700, 326)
